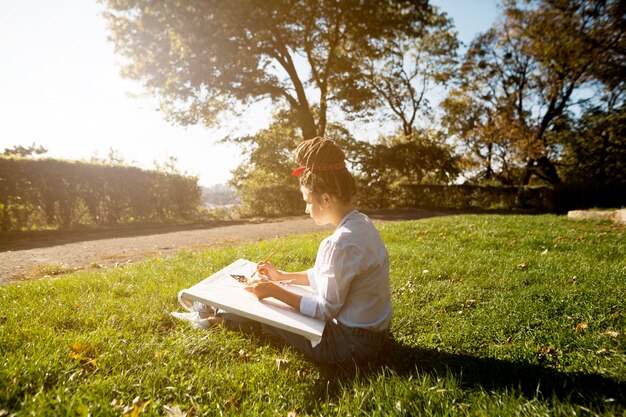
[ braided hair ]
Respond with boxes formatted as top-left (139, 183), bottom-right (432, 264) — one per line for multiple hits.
top-left (294, 137), bottom-right (356, 202)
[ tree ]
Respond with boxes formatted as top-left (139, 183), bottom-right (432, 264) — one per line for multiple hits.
top-left (362, 8), bottom-right (458, 137)
top-left (102, 0), bottom-right (431, 140)
top-left (560, 104), bottom-right (626, 186)
top-left (441, 68), bottom-right (528, 185)
top-left (344, 130), bottom-right (459, 207)
top-left (228, 109), bottom-right (362, 215)
top-left (443, 0), bottom-right (626, 185)
top-left (228, 111), bottom-right (303, 216)
top-left (2, 143), bottom-right (47, 158)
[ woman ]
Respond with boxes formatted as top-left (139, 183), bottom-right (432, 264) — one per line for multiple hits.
top-left (204, 137), bottom-right (392, 366)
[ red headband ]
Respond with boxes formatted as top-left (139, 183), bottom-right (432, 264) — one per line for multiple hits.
top-left (291, 162), bottom-right (345, 176)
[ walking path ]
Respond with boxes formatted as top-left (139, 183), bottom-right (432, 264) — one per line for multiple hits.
top-left (0, 209), bottom-right (443, 284)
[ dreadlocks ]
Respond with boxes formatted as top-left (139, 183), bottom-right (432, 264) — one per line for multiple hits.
top-left (293, 137), bottom-right (356, 202)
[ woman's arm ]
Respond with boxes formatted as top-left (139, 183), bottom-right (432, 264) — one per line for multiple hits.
top-left (244, 281), bottom-right (302, 311)
top-left (256, 261), bottom-right (309, 286)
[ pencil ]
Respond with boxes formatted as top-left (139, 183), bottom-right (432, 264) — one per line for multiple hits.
top-left (250, 242), bottom-right (285, 279)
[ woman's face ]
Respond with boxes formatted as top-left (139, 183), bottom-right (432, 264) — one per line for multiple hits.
top-left (301, 186), bottom-right (329, 225)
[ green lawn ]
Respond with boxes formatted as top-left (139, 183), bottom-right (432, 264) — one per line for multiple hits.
top-left (1, 214), bottom-right (624, 416)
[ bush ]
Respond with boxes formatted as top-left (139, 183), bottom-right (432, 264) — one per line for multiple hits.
top-left (550, 182), bottom-right (626, 213)
top-left (397, 183), bottom-right (626, 212)
top-left (398, 184), bottom-right (552, 210)
top-left (237, 183), bottom-right (303, 218)
top-left (0, 158), bottom-right (201, 231)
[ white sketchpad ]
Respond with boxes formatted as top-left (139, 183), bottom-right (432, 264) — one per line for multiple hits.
top-left (178, 259), bottom-right (325, 346)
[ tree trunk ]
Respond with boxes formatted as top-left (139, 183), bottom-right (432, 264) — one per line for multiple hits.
top-left (522, 156), bottom-right (561, 185)
top-left (297, 107), bottom-right (319, 139)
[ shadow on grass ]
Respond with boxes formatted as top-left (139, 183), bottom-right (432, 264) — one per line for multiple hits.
top-left (312, 337), bottom-right (625, 411)
top-left (233, 324), bottom-right (623, 412)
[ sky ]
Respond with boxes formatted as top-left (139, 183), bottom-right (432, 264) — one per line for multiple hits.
top-left (0, 0), bottom-right (498, 187)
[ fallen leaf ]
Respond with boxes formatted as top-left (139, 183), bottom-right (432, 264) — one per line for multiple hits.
top-left (536, 345), bottom-right (559, 364)
top-left (276, 358), bottom-right (289, 370)
top-left (69, 342), bottom-right (98, 366)
top-left (163, 405), bottom-right (187, 417)
top-left (223, 396), bottom-right (239, 410)
top-left (541, 249), bottom-right (549, 255)
top-left (237, 349), bottom-right (250, 361)
top-left (575, 322), bottom-right (588, 333)
top-left (604, 331), bottom-right (620, 338)
top-left (517, 263), bottom-right (528, 270)
top-left (122, 397), bottom-right (150, 417)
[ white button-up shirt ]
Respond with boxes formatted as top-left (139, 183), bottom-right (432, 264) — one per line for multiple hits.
top-left (299, 210), bottom-right (393, 331)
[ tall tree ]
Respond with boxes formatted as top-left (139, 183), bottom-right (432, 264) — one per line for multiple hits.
top-left (443, 0), bottom-right (626, 185)
top-left (102, 0), bottom-right (430, 140)
top-left (560, 104), bottom-right (626, 186)
top-left (441, 26), bottom-right (531, 185)
top-left (362, 7), bottom-right (458, 137)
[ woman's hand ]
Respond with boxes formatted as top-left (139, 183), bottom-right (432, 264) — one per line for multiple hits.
top-left (244, 279), bottom-right (278, 300)
top-left (256, 261), bottom-right (283, 282)
top-left (244, 279), bottom-right (303, 312)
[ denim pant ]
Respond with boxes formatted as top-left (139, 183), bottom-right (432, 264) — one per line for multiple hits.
top-left (219, 311), bottom-right (389, 366)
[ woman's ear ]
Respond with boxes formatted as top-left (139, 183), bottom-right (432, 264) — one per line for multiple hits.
top-left (321, 192), bottom-right (332, 207)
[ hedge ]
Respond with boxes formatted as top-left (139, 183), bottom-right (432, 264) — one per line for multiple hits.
top-left (0, 158), bottom-right (201, 231)
top-left (398, 183), bottom-right (626, 213)
top-left (233, 182), bottom-right (626, 218)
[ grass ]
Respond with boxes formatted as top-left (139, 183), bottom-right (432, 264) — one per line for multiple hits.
top-left (1, 214), bottom-right (624, 416)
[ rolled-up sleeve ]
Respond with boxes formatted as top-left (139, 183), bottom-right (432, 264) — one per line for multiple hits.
top-left (300, 293), bottom-right (323, 318)
top-left (299, 240), bottom-right (363, 321)
top-left (306, 268), bottom-right (318, 290)
top-left (299, 268), bottom-right (320, 317)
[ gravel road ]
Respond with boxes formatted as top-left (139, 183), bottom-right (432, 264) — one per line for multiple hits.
top-left (0, 209), bottom-right (441, 284)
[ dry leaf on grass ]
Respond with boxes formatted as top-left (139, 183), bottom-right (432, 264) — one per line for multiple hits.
top-left (536, 345), bottom-right (559, 364)
top-left (115, 397), bottom-right (150, 417)
top-left (69, 342), bottom-right (99, 366)
top-left (163, 405), bottom-right (188, 417)
top-left (223, 395), bottom-right (239, 411)
top-left (574, 322), bottom-right (588, 333)
top-left (237, 349), bottom-right (250, 361)
top-left (276, 358), bottom-right (289, 370)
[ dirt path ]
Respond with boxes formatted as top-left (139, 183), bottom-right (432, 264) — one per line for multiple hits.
top-left (0, 209), bottom-right (445, 284)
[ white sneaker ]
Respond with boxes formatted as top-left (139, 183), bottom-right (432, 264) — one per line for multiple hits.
top-left (171, 311), bottom-right (222, 329)
top-left (192, 302), bottom-right (215, 318)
